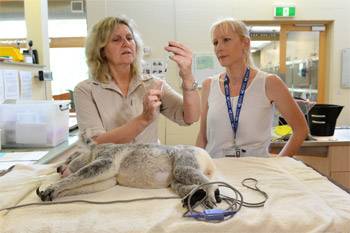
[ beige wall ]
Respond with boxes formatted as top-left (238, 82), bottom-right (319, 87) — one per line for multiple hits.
top-left (86, 0), bottom-right (350, 144)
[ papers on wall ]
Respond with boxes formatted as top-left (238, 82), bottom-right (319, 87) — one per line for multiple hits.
top-left (19, 71), bottom-right (33, 99)
top-left (0, 70), bottom-right (4, 103)
top-left (341, 48), bottom-right (350, 88)
top-left (192, 53), bottom-right (224, 86)
top-left (3, 69), bottom-right (19, 100)
top-left (0, 70), bottom-right (33, 101)
top-left (142, 59), bottom-right (168, 80)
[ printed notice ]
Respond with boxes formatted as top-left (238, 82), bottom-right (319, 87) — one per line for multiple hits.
top-left (192, 53), bottom-right (224, 86)
top-left (19, 71), bottom-right (33, 99)
top-left (3, 69), bottom-right (19, 100)
top-left (0, 70), bottom-right (4, 102)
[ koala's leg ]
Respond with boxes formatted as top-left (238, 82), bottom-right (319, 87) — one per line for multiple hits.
top-left (59, 177), bottom-right (116, 197)
top-left (56, 151), bottom-right (80, 172)
top-left (170, 180), bottom-right (198, 198)
top-left (172, 152), bottom-right (210, 187)
top-left (172, 152), bottom-right (218, 207)
top-left (37, 157), bottom-right (116, 201)
top-left (59, 151), bottom-right (94, 177)
top-left (57, 151), bottom-right (85, 175)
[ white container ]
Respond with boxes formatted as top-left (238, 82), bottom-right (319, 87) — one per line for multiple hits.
top-left (0, 100), bottom-right (70, 148)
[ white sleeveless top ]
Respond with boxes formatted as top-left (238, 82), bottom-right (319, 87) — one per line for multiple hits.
top-left (206, 70), bottom-right (274, 158)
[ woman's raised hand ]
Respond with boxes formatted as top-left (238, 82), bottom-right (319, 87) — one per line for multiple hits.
top-left (164, 41), bottom-right (193, 80)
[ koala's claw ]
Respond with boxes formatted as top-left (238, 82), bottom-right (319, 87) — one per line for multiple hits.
top-left (36, 187), bottom-right (56, 201)
top-left (215, 189), bottom-right (221, 203)
top-left (182, 189), bottom-right (207, 208)
top-left (182, 187), bottom-right (221, 209)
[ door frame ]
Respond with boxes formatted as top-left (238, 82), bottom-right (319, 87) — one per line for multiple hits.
top-left (244, 20), bottom-right (332, 103)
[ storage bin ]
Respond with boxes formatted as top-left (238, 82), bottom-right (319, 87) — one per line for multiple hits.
top-left (307, 104), bottom-right (343, 136)
top-left (0, 100), bottom-right (70, 148)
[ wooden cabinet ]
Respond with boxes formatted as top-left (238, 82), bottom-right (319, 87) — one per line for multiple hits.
top-left (331, 172), bottom-right (350, 189)
top-left (293, 145), bottom-right (350, 189)
top-left (329, 146), bottom-right (350, 188)
top-left (329, 146), bottom-right (350, 172)
top-left (271, 136), bottom-right (350, 190)
top-left (294, 154), bottom-right (330, 177)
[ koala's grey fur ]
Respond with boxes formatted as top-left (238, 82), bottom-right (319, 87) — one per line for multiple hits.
top-left (36, 143), bottom-right (216, 202)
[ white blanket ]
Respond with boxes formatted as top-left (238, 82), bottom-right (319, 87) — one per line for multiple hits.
top-left (1, 157), bottom-right (350, 233)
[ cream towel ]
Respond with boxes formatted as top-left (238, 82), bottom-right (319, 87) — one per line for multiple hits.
top-left (0, 157), bottom-right (350, 233)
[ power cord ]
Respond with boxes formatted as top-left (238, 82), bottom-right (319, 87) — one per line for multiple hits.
top-left (0, 196), bottom-right (180, 212)
top-left (0, 178), bottom-right (268, 223)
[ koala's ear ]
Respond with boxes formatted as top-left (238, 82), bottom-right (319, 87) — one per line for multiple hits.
top-left (182, 189), bottom-right (207, 208)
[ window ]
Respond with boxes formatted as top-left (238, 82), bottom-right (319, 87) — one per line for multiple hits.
top-left (48, 17), bottom-right (88, 95)
top-left (50, 47), bottom-right (88, 95)
top-left (0, 20), bottom-right (26, 39)
top-left (246, 22), bottom-right (330, 103)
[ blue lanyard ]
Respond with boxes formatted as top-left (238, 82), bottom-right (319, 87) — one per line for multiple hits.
top-left (224, 67), bottom-right (250, 143)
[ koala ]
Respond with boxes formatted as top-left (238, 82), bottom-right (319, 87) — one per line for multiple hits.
top-left (36, 143), bottom-right (218, 206)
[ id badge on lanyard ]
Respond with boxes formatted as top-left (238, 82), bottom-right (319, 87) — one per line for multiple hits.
top-left (223, 140), bottom-right (242, 157)
top-left (223, 67), bottom-right (250, 158)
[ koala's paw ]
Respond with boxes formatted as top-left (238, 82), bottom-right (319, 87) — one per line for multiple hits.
top-left (36, 186), bottom-right (58, 201)
top-left (202, 184), bottom-right (221, 208)
top-left (182, 189), bottom-right (206, 208)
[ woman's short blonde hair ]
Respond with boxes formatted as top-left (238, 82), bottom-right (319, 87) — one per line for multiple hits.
top-left (85, 16), bottom-right (143, 83)
top-left (210, 18), bottom-right (254, 67)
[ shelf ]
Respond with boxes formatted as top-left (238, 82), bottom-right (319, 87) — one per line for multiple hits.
top-left (0, 61), bottom-right (45, 68)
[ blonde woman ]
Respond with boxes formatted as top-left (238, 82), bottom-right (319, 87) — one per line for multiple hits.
top-left (75, 16), bottom-right (200, 144)
top-left (196, 18), bottom-right (308, 157)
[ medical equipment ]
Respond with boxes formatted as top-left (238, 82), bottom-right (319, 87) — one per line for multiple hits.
top-left (0, 165), bottom-right (15, 177)
top-left (182, 178), bottom-right (268, 222)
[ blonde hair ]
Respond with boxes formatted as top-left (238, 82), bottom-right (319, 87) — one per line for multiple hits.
top-left (85, 16), bottom-right (143, 83)
top-left (210, 18), bottom-right (255, 68)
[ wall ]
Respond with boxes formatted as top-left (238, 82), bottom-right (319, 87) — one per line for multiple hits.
top-left (86, 0), bottom-right (350, 144)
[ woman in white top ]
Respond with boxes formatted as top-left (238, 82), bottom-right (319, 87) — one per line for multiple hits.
top-left (196, 18), bottom-right (309, 158)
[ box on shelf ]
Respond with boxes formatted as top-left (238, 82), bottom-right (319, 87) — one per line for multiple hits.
top-left (0, 100), bottom-right (70, 148)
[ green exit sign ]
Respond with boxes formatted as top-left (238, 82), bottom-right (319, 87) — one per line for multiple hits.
top-left (274, 6), bottom-right (296, 17)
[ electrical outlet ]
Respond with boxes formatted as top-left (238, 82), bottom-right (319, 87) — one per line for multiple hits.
top-left (38, 70), bottom-right (53, 81)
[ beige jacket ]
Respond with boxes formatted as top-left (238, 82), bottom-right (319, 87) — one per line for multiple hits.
top-left (74, 74), bottom-right (187, 143)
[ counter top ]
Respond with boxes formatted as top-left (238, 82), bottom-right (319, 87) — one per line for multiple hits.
top-left (271, 128), bottom-right (350, 147)
top-left (0, 130), bottom-right (79, 165)
top-left (36, 130), bottom-right (79, 164)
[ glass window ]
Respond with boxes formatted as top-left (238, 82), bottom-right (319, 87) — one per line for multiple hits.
top-left (48, 18), bottom-right (88, 96)
top-left (50, 48), bottom-right (88, 95)
top-left (48, 19), bottom-right (87, 38)
top-left (0, 20), bottom-right (27, 39)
